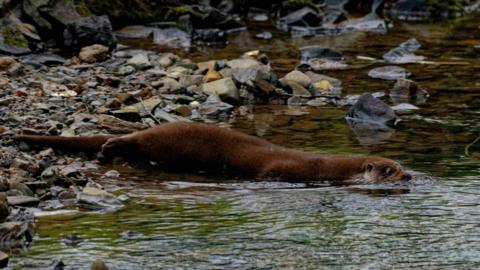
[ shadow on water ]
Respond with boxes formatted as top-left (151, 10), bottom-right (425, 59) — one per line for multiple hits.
top-left (10, 13), bottom-right (480, 270)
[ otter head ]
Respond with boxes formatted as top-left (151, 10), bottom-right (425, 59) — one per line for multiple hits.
top-left (348, 157), bottom-right (411, 184)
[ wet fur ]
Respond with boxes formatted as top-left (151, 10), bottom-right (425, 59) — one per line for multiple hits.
top-left (13, 122), bottom-right (411, 183)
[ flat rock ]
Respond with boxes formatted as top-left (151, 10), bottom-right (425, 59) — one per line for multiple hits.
top-left (347, 93), bottom-right (398, 128)
top-left (77, 187), bottom-right (122, 211)
top-left (368, 66), bottom-right (411, 80)
top-left (226, 59), bottom-right (260, 69)
top-left (7, 195), bottom-right (40, 207)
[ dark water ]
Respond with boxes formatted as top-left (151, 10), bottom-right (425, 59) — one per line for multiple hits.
top-left (10, 15), bottom-right (480, 269)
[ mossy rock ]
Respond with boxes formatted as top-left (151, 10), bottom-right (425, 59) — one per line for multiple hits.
top-left (1, 26), bottom-right (28, 47)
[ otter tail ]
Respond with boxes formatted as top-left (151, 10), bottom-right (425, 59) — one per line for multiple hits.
top-left (12, 134), bottom-right (117, 153)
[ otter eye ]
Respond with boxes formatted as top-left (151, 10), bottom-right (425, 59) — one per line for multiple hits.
top-left (383, 167), bottom-right (394, 176)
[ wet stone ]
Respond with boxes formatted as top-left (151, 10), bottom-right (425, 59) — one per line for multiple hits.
top-left (368, 66), bottom-right (411, 80)
top-left (77, 187), bottom-right (122, 211)
top-left (300, 46), bottom-right (343, 62)
top-left (255, 32), bottom-right (272, 40)
top-left (127, 54), bottom-right (152, 70)
top-left (347, 93), bottom-right (398, 128)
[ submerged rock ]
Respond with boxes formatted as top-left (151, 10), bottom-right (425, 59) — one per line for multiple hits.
top-left (383, 38), bottom-right (425, 64)
top-left (347, 93), bottom-right (398, 128)
top-left (153, 27), bottom-right (191, 48)
top-left (300, 46), bottom-right (343, 62)
top-left (368, 66), bottom-right (411, 80)
top-left (391, 78), bottom-right (429, 103)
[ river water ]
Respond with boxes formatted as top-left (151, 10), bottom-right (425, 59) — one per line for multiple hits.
top-left (10, 14), bottom-right (480, 269)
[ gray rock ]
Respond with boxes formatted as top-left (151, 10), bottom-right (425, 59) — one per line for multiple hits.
top-left (116, 65), bottom-right (136, 76)
top-left (115, 25), bottom-right (153, 39)
top-left (64, 15), bottom-right (117, 49)
top-left (383, 38), bottom-right (425, 64)
top-left (346, 93), bottom-right (398, 128)
top-left (226, 58), bottom-right (260, 69)
top-left (202, 78), bottom-right (239, 101)
top-left (368, 66), bottom-right (411, 80)
top-left (199, 95), bottom-right (234, 117)
top-left (179, 75), bottom-right (204, 87)
top-left (277, 7), bottom-right (321, 30)
top-left (391, 103), bottom-right (419, 114)
top-left (285, 81), bottom-right (311, 97)
top-left (284, 70), bottom-right (311, 87)
top-left (77, 187), bottom-right (122, 211)
top-left (300, 46), bottom-right (343, 62)
top-left (127, 54), bottom-right (152, 70)
top-left (7, 195), bottom-right (40, 207)
top-left (391, 78), bottom-right (429, 103)
top-left (153, 28), bottom-right (191, 48)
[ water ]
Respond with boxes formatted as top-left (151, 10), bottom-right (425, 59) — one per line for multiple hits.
top-left (9, 14), bottom-right (480, 269)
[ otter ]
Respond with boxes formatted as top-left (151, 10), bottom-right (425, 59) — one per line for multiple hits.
top-left (12, 122), bottom-right (411, 184)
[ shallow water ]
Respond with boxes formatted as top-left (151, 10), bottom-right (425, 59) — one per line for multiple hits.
top-left (9, 14), bottom-right (480, 269)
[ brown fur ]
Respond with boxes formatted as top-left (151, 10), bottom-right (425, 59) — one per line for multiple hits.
top-left (13, 122), bottom-right (411, 183)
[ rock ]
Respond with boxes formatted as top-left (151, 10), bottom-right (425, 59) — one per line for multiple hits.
top-left (391, 103), bottom-right (419, 114)
top-left (0, 57), bottom-right (17, 71)
top-left (77, 187), bottom-right (122, 211)
top-left (91, 259), bottom-right (109, 270)
top-left (7, 195), bottom-right (40, 207)
top-left (391, 78), bottom-right (429, 103)
top-left (347, 93), bottom-right (398, 128)
top-left (284, 81), bottom-right (311, 97)
top-left (116, 65), bottom-right (136, 76)
top-left (307, 58), bottom-right (348, 70)
top-left (98, 114), bottom-right (148, 133)
top-left (192, 29), bottom-right (227, 45)
top-left (42, 81), bottom-right (77, 97)
top-left (0, 251), bottom-right (8, 268)
top-left (253, 79), bottom-right (276, 95)
top-left (202, 78), bottom-right (239, 101)
top-left (287, 96), bottom-right (306, 106)
top-left (368, 66), bottom-right (411, 80)
top-left (204, 69), bottom-right (223, 82)
top-left (199, 95), bottom-right (234, 117)
top-left (79, 44), bottom-right (109, 63)
top-left (0, 194), bottom-right (9, 223)
top-left (389, 0), bottom-right (429, 21)
top-left (383, 38), bottom-right (425, 64)
top-left (300, 46), bottom-right (343, 62)
top-left (179, 75), bottom-right (203, 87)
top-left (21, 53), bottom-right (66, 67)
top-left (64, 15), bottom-right (117, 49)
top-left (255, 32), bottom-right (272, 40)
top-left (127, 54), bottom-right (152, 70)
top-left (153, 27), bottom-right (191, 48)
top-left (307, 97), bottom-right (329, 106)
top-left (48, 258), bottom-right (65, 270)
top-left (102, 170), bottom-right (120, 179)
top-left (277, 7), bottom-right (322, 30)
top-left (284, 70), bottom-right (311, 87)
top-left (226, 58), bottom-right (260, 69)
top-left (231, 66), bottom-right (270, 84)
top-left (157, 54), bottom-right (175, 67)
top-left (115, 25), bottom-right (153, 39)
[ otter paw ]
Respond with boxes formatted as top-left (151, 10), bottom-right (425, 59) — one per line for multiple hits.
top-left (101, 137), bottom-right (124, 156)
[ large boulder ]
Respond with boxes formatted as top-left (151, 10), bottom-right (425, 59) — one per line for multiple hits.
top-left (64, 15), bottom-right (117, 50)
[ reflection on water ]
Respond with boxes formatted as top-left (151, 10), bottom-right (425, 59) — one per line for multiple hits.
top-left (10, 13), bottom-right (480, 270)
